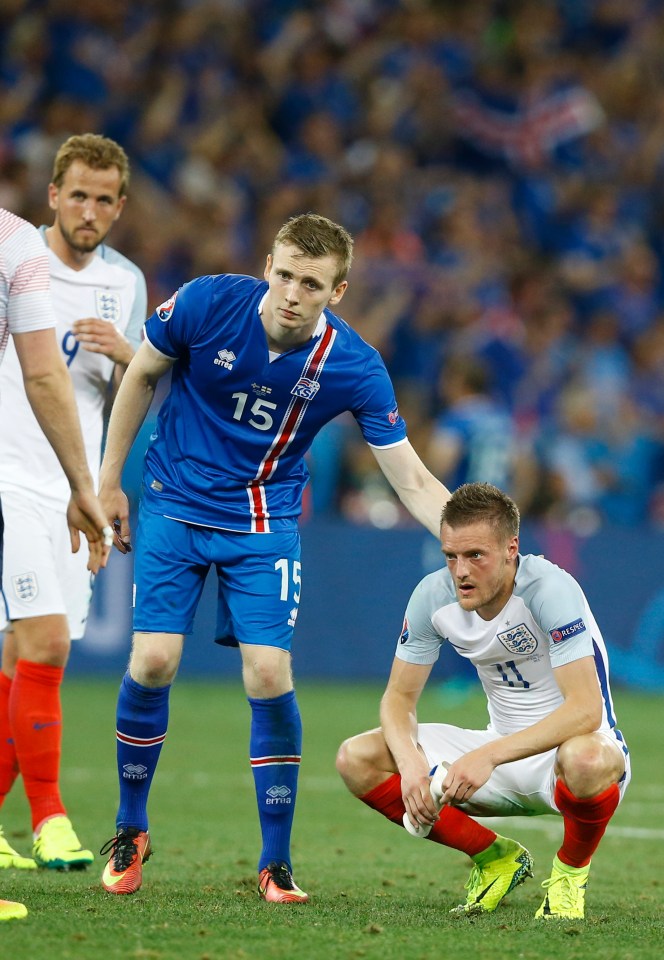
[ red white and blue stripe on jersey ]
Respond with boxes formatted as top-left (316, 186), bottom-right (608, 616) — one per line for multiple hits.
top-left (141, 274), bottom-right (406, 533)
top-left (248, 322), bottom-right (337, 532)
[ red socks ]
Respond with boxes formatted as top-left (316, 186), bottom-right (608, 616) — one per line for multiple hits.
top-left (0, 672), bottom-right (19, 804)
top-left (360, 773), bottom-right (496, 857)
top-left (554, 778), bottom-right (620, 867)
top-left (9, 660), bottom-right (66, 830)
top-left (359, 773), bottom-right (620, 868)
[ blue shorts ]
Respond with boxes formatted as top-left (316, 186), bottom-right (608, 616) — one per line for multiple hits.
top-left (133, 503), bottom-right (301, 649)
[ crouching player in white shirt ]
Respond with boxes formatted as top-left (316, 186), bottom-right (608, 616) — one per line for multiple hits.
top-left (0, 136), bottom-right (146, 872)
top-left (337, 482), bottom-right (629, 920)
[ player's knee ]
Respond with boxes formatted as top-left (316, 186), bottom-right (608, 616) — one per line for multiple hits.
top-left (129, 647), bottom-right (177, 686)
top-left (336, 733), bottom-right (379, 795)
top-left (557, 735), bottom-right (623, 796)
top-left (17, 628), bottom-right (70, 667)
top-left (241, 646), bottom-right (292, 699)
top-left (335, 737), bottom-right (355, 783)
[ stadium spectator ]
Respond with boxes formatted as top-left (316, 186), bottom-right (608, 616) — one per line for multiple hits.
top-left (427, 354), bottom-right (517, 491)
top-left (3, 1), bottom-right (664, 525)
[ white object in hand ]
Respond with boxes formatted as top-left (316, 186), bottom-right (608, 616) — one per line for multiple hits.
top-left (402, 762), bottom-right (449, 838)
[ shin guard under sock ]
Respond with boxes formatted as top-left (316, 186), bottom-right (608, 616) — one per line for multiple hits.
top-left (361, 773), bottom-right (497, 856)
top-left (554, 778), bottom-right (620, 867)
top-left (115, 672), bottom-right (170, 832)
top-left (10, 660), bottom-right (65, 829)
top-left (249, 691), bottom-right (302, 872)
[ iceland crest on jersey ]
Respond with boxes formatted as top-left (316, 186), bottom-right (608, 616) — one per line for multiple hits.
top-left (497, 622), bottom-right (538, 655)
top-left (95, 290), bottom-right (121, 324)
top-left (156, 291), bottom-right (178, 321)
top-left (291, 377), bottom-right (320, 400)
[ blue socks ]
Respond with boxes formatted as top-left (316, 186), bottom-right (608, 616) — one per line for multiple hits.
top-left (248, 690), bottom-right (302, 872)
top-left (114, 675), bottom-right (301, 871)
top-left (115, 672), bottom-right (170, 831)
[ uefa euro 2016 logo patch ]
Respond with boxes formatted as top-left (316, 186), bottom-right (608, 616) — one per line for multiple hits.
top-left (497, 622), bottom-right (538, 655)
top-left (550, 618), bottom-right (586, 644)
top-left (399, 616), bottom-right (409, 644)
top-left (156, 291), bottom-right (178, 321)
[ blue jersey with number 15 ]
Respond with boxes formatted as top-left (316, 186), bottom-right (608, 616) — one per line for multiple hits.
top-left (142, 273), bottom-right (407, 532)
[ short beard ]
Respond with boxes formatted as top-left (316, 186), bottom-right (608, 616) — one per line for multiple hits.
top-left (59, 223), bottom-right (103, 254)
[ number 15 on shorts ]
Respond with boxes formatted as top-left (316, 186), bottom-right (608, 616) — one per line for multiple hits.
top-left (275, 558), bottom-right (301, 603)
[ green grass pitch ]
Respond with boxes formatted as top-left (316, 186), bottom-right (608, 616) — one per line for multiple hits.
top-left (0, 679), bottom-right (662, 959)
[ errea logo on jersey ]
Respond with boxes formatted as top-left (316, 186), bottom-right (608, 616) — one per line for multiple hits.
top-left (214, 349), bottom-right (236, 370)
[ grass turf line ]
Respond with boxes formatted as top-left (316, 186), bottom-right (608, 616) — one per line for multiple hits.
top-left (0, 680), bottom-right (662, 959)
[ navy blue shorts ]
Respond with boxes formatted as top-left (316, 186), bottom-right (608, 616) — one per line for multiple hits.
top-left (133, 502), bottom-right (301, 649)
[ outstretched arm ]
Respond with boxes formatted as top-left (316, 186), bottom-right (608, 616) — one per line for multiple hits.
top-left (13, 327), bottom-right (111, 573)
top-left (372, 440), bottom-right (451, 538)
top-left (98, 339), bottom-right (174, 551)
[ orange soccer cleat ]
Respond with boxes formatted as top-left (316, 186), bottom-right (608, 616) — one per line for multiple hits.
top-left (258, 861), bottom-right (308, 904)
top-left (100, 827), bottom-right (152, 895)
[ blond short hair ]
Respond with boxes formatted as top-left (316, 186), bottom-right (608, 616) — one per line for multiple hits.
top-left (52, 134), bottom-right (130, 196)
top-left (273, 213), bottom-right (353, 287)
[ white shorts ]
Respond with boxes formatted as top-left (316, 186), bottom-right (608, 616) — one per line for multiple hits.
top-left (417, 723), bottom-right (631, 818)
top-left (1, 491), bottom-right (93, 639)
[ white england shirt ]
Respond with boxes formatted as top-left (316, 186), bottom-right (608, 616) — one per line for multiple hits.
top-left (396, 553), bottom-right (627, 755)
top-left (0, 208), bottom-right (55, 363)
top-left (0, 232), bottom-right (146, 510)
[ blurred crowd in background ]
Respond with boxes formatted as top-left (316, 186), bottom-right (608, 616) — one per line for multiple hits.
top-left (3, 0), bottom-right (664, 531)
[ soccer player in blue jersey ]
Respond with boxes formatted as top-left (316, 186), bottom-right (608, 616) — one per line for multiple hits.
top-left (97, 213), bottom-right (451, 902)
top-left (337, 482), bottom-right (629, 920)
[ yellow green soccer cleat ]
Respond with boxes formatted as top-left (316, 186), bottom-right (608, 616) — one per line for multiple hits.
top-left (535, 856), bottom-right (589, 920)
top-left (451, 838), bottom-right (534, 915)
top-left (32, 816), bottom-right (94, 871)
top-left (0, 898), bottom-right (27, 921)
top-left (0, 826), bottom-right (36, 870)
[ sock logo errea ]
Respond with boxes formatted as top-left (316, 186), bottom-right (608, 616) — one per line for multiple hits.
top-left (266, 785), bottom-right (291, 804)
top-left (122, 763), bottom-right (148, 780)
